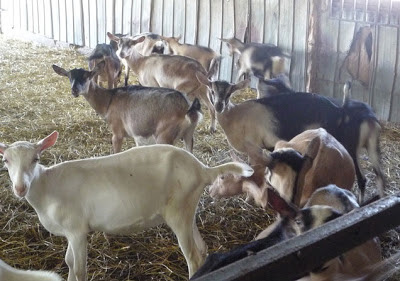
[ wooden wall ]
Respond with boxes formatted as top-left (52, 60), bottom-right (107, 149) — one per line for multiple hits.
top-left (0, 0), bottom-right (399, 122)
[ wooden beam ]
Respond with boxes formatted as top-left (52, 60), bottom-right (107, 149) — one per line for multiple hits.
top-left (193, 194), bottom-right (400, 281)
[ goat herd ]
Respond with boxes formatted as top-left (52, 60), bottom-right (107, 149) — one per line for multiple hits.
top-left (0, 32), bottom-right (396, 281)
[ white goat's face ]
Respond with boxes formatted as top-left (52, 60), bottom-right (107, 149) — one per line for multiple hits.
top-left (209, 173), bottom-right (243, 199)
top-left (1, 142), bottom-right (40, 198)
top-left (117, 38), bottom-right (136, 59)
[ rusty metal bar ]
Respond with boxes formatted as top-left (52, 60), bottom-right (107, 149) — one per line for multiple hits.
top-left (193, 194), bottom-right (400, 281)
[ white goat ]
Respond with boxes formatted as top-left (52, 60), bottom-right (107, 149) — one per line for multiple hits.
top-left (0, 132), bottom-right (254, 280)
top-left (0, 259), bottom-right (63, 281)
top-left (107, 32), bottom-right (217, 133)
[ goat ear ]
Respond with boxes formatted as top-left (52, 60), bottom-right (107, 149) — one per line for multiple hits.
top-left (267, 187), bottom-right (298, 218)
top-left (37, 131), bottom-right (58, 153)
top-left (196, 72), bottom-right (212, 88)
top-left (52, 65), bottom-right (68, 77)
top-left (231, 79), bottom-right (250, 94)
top-left (229, 150), bottom-right (244, 163)
top-left (175, 35), bottom-right (182, 41)
top-left (218, 37), bottom-right (229, 43)
top-left (92, 61), bottom-right (105, 76)
top-left (0, 143), bottom-right (8, 155)
top-left (293, 137), bottom-right (320, 206)
top-left (133, 36), bottom-right (146, 45)
top-left (107, 32), bottom-right (120, 42)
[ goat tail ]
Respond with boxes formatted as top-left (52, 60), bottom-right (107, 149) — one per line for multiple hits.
top-left (208, 55), bottom-right (222, 79)
top-left (207, 162), bottom-right (254, 185)
top-left (343, 80), bottom-right (352, 106)
top-left (186, 98), bottom-right (203, 125)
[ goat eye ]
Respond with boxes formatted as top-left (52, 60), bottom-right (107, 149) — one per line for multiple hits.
top-left (33, 157), bottom-right (39, 163)
top-left (2, 158), bottom-right (8, 164)
top-left (220, 176), bottom-right (225, 180)
top-left (295, 218), bottom-right (302, 225)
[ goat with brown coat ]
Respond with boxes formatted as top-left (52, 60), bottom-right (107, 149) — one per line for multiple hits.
top-left (160, 35), bottom-right (221, 78)
top-left (88, 43), bottom-right (121, 89)
top-left (107, 32), bottom-right (217, 133)
top-left (52, 62), bottom-right (202, 153)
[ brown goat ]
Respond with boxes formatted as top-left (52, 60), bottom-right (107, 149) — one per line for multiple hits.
top-left (52, 62), bottom-right (202, 153)
top-left (209, 129), bottom-right (355, 209)
top-left (160, 35), bottom-right (221, 78)
top-left (108, 32), bottom-right (217, 133)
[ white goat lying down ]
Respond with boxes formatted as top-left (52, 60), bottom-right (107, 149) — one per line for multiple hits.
top-left (0, 259), bottom-right (63, 281)
top-left (0, 132), bottom-right (253, 280)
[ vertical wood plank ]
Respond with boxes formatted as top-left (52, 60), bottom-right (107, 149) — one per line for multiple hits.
top-left (13, 0), bottom-right (20, 30)
top-left (372, 26), bottom-right (397, 121)
top-left (20, 0), bottom-right (28, 31)
top-left (197, 0), bottom-right (210, 47)
top-left (141, 0), bottom-right (151, 32)
top-left (313, 4), bottom-right (339, 97)
top-left (220, 0), bottom-right (234, 81)
top-left (173, 0), bottom-right (185, 38)
top-left (163, 0), bottom-right (173, 36)
top-left (59, 0), bottom-right (67, 42)
top-left (151, 0), bottom-right (163, 35)
top-left (389, 30), bottom-right (400, 122)
top-left (32, 0), bottom-right (39, 33)
top-left (232, 0), bottom-right (249, 82)
top-left (264, 0), bottom-right (279, 45)
top-left (122, 0), bottom-right (132, 34)
top-left (290, 0), bottom-right (308, 92)
top-left (209, 0), bottom-right (222, 66)
top-left (27, 0), bottom-right (34, 32)
top-left (65, 0), bottom-right (74, 43)
top-left (44, 0), bottom-right (53, 37)
top-left (105, 0), bottom-right (114, 37)
top-left (73, 0), bottom-right (83, 46)
top-left (51, 0), bottom-right (60, 40)
top-left (131, 0), bottom-right (141, 34)
top-left (97, 0), bottom-right (106, 43)
top-left (278, 0), bottom-right (293, 57)
top-left (114, 0), bottom-right (123, 33)
top-left (185, 0), bottom-right (197, 44)
top-left (38, 0), bottom-right (45, 35)
top-left (250, 0), bottom-right (264, 43)
top-left (88, 0), bottom-right (97, 47)
top-left (82, 0), bottom-right (90, 45)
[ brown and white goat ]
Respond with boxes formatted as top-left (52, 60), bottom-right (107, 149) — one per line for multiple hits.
top-left (192, 185), bottom-right (385, 280)
top-left (88, 43), bottom-right (121, 89)
top-left (0, 132), bottom-right (254, 280)
top-left (110, 32), bottom-right (164, 86)
top-left (108, 32), bottom-right (217, 133)
top-left (160, 35), bottom-right (221, 78)
top-left (219, 37), bottom-right (289, 82)
top-left (53, 62), bottom-right (202, 153)
top-left (0, 259), bottom-right (63, 281)
top-left (197, 74), bottom-right (384, 202)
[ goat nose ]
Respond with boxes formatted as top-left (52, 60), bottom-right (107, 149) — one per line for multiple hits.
top-left (215, 103), bottom-right (224, 113)
top-left (14, 185), bottom-right (27, 197)
top-left (71, 89), bottom-right (79, 97)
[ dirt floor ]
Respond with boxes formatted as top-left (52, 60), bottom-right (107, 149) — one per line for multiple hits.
top-left (0, 34), bottom-right (399, 280)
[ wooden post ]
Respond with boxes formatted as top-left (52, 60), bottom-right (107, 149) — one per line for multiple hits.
top-left (193, 194), bottom-right (400, 281)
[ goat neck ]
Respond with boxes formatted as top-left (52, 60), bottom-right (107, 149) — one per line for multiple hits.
top-left (84, 81), bottom-right (114, 117)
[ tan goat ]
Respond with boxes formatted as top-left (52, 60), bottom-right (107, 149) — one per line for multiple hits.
top-left (108, 32), bottom-right (217, 133)
top-left (160, 35), bottom-right (221, 78)
top-left (209, 129), bottom-right (356, 209)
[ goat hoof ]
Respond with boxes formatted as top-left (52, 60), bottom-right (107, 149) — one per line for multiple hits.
top-left (209, 127), bottom-right (216, 134)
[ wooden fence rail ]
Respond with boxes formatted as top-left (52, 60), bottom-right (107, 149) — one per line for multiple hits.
top-left (194, 194), bottom-right (400, 281)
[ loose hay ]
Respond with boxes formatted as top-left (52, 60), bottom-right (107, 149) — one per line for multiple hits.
top-left (0, 34), bottom-right (399, 280)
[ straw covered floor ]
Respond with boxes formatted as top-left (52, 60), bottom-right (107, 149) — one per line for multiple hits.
top-left (0, 34), bottom-right (399, 280)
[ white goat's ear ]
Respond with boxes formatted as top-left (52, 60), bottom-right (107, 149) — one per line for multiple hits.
top-left (196, 72), bottom-right (211, 88)
top-left (0, 143), bottom-right (8, 155)
top-left (231, 79), bottom-right (250, 94)
top-left (52, 65), bottom-right (68, 77)
top-left (107, 32), bottom-right (120, 42)
top-left (37, 131), bottom-right (58, 153)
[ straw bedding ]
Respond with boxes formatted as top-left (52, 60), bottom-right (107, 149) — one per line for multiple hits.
top-left (0, 34), bottom-right (399, 280)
